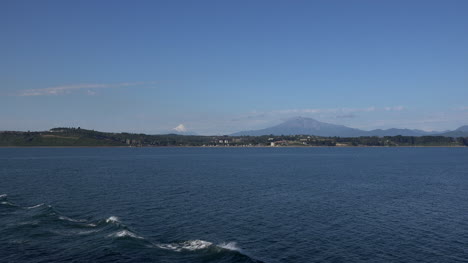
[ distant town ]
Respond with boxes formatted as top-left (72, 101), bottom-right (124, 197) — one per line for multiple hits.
top-left (0, 127), bottom-right (467, 147)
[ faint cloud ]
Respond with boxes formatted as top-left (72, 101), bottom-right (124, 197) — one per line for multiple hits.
top-left (16, 81), bottom-right (155, 96)
top-left (273, 109), bottom-right (330, 114)
top-left (384, 105), bottom-right (405, 111)
top-left (86, 90), bottom-right (97, 96)
top-left (348, 106), bottom-right (376, 113)
top-left (250, 106), bottom-right (404, 117)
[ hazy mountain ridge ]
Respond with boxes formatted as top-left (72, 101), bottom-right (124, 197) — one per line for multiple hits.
top-left (231, 117), bottom-right (466, 137)
top-left (438, 125), bottom-right (468, 137)
top-left (365, 128), bottom-right (439, 137)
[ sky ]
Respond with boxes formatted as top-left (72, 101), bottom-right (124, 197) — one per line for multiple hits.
top-left (1, 0), bottom-right (467, 135)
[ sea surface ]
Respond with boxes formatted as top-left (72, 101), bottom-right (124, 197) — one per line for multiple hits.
top-left (1, 147), bottom-right (468, 263)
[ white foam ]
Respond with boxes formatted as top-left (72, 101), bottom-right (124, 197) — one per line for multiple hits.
top-left (0, 194), bottom-right (7, 198)
top-left (218, 242), bottom-right (241, 251)
top-left (16, 220), bottom-right (39, 226)
top-left (105, 216), bottom-right (120, 223)
top-left (59, 215), bottom-right (86, 223)
top-left (109, 230), bottom-right (143, 239)
top-left (76, 229), bottom-right (99, 235)
top-left (25, 203), bottom-right (45, 209)
top-left (1, 201), bottom-right (14, 206)
top-left (157, 240), bottom-right (213, 252)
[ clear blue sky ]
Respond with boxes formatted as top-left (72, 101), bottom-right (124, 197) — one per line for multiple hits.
top-left (1, 0), bottom-right (467, 134)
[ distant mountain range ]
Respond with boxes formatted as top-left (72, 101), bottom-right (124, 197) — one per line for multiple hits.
top-left (231, 117), bottom-right (468, 137)
top-left (438, 125), bottom-right (468, 137)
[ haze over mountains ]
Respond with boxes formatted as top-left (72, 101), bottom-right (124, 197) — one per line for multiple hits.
top-left (231, 117), bottom-right (467, 137)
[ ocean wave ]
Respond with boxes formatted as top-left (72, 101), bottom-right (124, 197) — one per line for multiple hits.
top-left (1, 196), bottom-right (261, 262)
top-left (58, 215), bottom-right (87, 223)
top-left (15, 220), bottom-right (40, 226)
top-left (218, 241), bottom-right (241, 251)
top-left (0, 195), bottom-right (17, 207)
top-left (156, 240), bottom-right (243, 252)
top-left (154, 239), bottom-right (262, 262)
top-left (25, 203), bottom-right (46, 209)
top-left (157, 239), bottom-right (213, 251)
top-left (1, 201), bottom-right (15, 206)
top-left (105, 216), bottom-right (121, 224)
top-left (0, 194), bottom-right (14, 206)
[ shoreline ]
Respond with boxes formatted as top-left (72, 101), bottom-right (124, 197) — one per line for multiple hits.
top-left (0, 145), bottom-right (466, 148)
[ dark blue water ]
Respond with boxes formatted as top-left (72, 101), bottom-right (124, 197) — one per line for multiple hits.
top-left (1, 147), bottom-right (468, 262)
